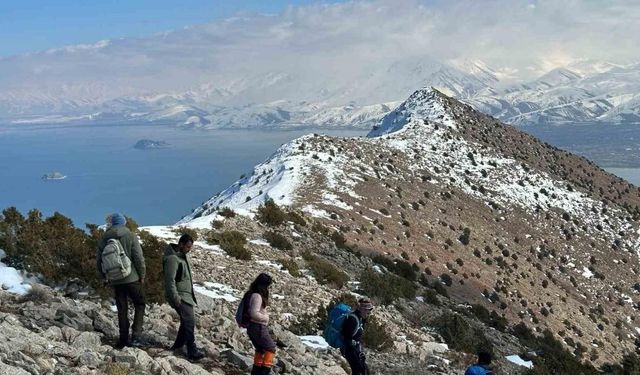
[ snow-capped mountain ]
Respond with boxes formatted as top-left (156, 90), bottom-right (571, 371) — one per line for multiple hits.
top-left (179, 88), bottom-right (640, 365)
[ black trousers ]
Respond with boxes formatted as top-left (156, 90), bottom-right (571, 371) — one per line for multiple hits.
top-left (113, 281), bottom-right (146, 343)
top-left (173, 303), bottom-right (196, 350)
top-left (343, 346), bottom-right (369, 375)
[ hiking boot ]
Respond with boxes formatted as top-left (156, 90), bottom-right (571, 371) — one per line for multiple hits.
top-left (130, 336), bottom-right (145, 348)
top-left (187, 347), bottom-right (205, 361)
top-left (114, 340), bottom-right (128, 350)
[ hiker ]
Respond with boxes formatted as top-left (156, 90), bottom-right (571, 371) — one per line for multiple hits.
top-left (96, 213), bottom-right (146, 349)
top-left (241, 273), bottom-right (276, 375)
top-left (341, 298), bottom-right (374, 375)
top-left (465, 352), bottom-right (495, 375)
top-left (163, 234), bottom-right (205, 361)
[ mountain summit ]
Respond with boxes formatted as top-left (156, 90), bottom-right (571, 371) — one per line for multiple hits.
top-left (182, 88), bottom-right (640, 365)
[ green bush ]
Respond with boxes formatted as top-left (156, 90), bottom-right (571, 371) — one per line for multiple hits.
top-left (431, 312), bottom-right (493, 354)
top-left (424, 289), bottom-right (441, 306)
top-left (287, 211), bottom-right (307, 226)
top-left (172, 226), bottom-right (199, 242)
top-left (362, 314), bottom-right (394, 351)
top-left (256, 199), bottom-right (286, 226)
top-left (279, 258), bottom-right (301, 277)
top-left (207, 230), bottom-right (251, 260)
top-left (264, 231), bottom-right (293, 250)
top-left (0, 208), bottom-right (167, 303)
top-left (302, 252), bottom-right (349, 288)
top-left (218, 207), bottom-right (236, 218)
top-left (371, 254), bottom-right (417, 281)
top-left (211, 220), bottom-right (224, 229)
top-left (359, 268), bottom-right (416, 305)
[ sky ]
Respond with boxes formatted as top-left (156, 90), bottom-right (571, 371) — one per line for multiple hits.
top-left (0, 0), bottom-right (347, 57)
top-left (0, 0), bottom-right (639, 109)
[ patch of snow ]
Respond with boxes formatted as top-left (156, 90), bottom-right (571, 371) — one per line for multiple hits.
top-left (372, 265), bottom-right (383, 273)
top-left (302, 205), bottom-right (331, 219)
top-left (194, 242), bottom-right (225, 255)
top-left (299, 335), bottom-right (330, 350)
top-left (141, 226), bottom-right (176, 240)
top-left (272, 294), bottom-right (285, 300)
top-left (250, 239), bottom-right (271, 247)
top-left (194, 282), bottom-right (238, 302)
top-left (506, 355), bottom-right (534, 369)
top-left (256, 260), bottom-right (284, 270)
top-left (0, 261), bottom-right (32, 295)
top-left (581, 267), bottom-right (594, 279)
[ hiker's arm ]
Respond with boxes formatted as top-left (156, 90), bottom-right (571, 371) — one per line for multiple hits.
top-left (164, 257), bottom-right (181, 307)
top-left (341, 315), bottom-right (358, 349)
top-left (131, 235), bottom-right (146, 281)
top-left (249, 294), bottom-right (269, 324)
top-left (96, 239), bottom-right (105, 279)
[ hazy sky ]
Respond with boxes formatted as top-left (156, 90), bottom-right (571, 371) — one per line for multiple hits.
top-left (1, 0), bottom-right (638, 106)
top-left (0, 0), bottom-right (347, 57)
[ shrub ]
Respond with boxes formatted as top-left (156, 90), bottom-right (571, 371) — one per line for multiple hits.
top-left (331, 231), bottom-right (350, 250)
top-left (431, 312), bottom-right (493, 354)
top-left (432, 280), bottom-right (449, 297)
top-left (302, 252), bottom-right (349, 288)
top-left (172, 226), bottom-right (199, 242)
top-left (279, 258), bottom-right (301, 277)
top-left (440, 273), bottom-right (453, 287)
top-left (371, 254), bottom-right (417, 281)
top-left (0, 208), bottom-right (167, 304)
top-left (218, 207), bottom-right (236, 218)
top-left (287, 211), bottom-right (307, 226)
top-left (264, 231), bottom-right (293, 250)
top-left (360, 268), bottom-right (416, 304)
top-left (257, 199), bottom-right (286, 226)
top-left (20, 284), bottom-right (52, 304)
top-left (459, 227), bottom-right (471, 245)
top-left (362, 314), bottom-right (394, 351)
top-left (211, 220), bottom-right (224, 229)
top-left (207, 230), bottom-right (251, 260)
top-left (424, 289), bottom-right (441, 306)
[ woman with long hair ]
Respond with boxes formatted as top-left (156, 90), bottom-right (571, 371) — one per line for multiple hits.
top-left (242, 273), bottom-right (276, 375)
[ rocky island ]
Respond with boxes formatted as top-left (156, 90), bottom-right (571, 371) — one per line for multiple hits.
top-left (133, 139), bottom-right (170, 150)
top-left (41, 171), bottom-right (66, 180)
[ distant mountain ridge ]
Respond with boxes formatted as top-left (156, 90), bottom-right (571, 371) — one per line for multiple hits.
top-left (2, 58), bottom-right (639, 128)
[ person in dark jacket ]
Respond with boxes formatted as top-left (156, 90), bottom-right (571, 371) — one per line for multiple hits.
top-left (341, 298), bottom-right (374, 375)
top-left (465, 352), bottom-right (495, 375)
top-left (163, 234), bottom-right (204, 361)
top-left (241, 273), bottom-right (276, 375)
top-left (96, 213), bottom-right (146, 349)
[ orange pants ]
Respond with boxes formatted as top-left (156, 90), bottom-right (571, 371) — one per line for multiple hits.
top-left (253, 351), bottom-right (276, 368)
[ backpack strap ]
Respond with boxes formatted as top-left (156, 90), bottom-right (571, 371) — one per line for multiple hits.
top-left (348, 313), bottom-right (362, 338)
top-left (175, 263), bottom-right (183, 283)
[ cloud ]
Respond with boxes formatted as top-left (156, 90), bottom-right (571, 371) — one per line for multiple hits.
top-left (1, 0), bottom-right (638, 108)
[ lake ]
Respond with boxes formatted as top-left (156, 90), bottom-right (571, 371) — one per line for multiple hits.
top-left (0, 123), bottom-right (365, 227)
top-left (1, 122), bottom-right (638, 228)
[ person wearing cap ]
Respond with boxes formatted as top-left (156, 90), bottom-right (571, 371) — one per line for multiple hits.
top-left (164, 234), bottom-right (205, 361)
top-left (242, 273), bottom-right (277, 375)
top-left (465, 351), bottom-right (495, 375)
top-left (341, 298), bottom-right (374, 375)
top-left (96, 213), bottom-right (146, 349)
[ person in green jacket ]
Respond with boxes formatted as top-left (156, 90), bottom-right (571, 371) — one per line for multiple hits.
top-left (163, 234), bottom-right (204, 361)
top-left (96, 213), bottom-right (146, 349)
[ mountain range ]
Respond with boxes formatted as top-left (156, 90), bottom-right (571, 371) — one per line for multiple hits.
top-left (1, 32), bottom-right (638, 128)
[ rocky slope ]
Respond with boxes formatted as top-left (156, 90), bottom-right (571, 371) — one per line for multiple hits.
top-left (0, 213), bottom-right (531, 375)
top-left (182, 88), bottom-right (640, 366)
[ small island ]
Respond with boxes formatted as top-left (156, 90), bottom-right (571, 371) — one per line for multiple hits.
top-left (42, 171), bottom-right (67, 180)
top-left (134, 139), bottom-right (170, 150)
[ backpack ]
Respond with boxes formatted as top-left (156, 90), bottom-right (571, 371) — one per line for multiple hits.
top-left (101, 238), bottom-right (132, 282)
top-left (235, 296), bottom-right (251, 328)
top-left (323, 303), bottom-right (359, 349)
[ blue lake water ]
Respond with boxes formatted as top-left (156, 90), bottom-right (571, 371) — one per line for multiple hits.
top-left (0, 123), bottom-right (365, 227)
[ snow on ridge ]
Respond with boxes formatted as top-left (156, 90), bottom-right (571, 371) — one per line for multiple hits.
top-left (367, 87), bottom-right (456, 138)
top-left (179, 133), bottom-right (363, 224)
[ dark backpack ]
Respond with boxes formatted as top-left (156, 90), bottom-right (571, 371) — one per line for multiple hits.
top-left (235, 295), bottom-right (251, 328)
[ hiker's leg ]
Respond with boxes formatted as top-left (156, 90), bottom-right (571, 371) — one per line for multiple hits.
top-left (172, 304), bottom-right (187, 349)
top-left (128, 281), bottom-right (146, 339)
top-left (251, 352), bottom-right (265, 374)
top-left (179, 303), bottom-right (196, 351)
top-left (114, 285), bottom-right (130, 345)
top-left (344, 347), bottom-right (366, 375)
top-left (260, 351), bottom-right (275, 374)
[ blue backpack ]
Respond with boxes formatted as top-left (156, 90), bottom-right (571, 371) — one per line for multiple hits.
top-left (323, 303), bottom-right (359, 349)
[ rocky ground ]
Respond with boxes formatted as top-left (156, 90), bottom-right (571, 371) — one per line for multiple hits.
top-left (0, 213), bottom-right (533, 374)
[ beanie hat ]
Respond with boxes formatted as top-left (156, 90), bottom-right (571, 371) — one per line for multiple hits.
top-left (256, 273), bottom-right (273, 287)
top-left (110, 213), bottom-right (127, 227)
top-left (358, 298), bottom-right (374, 311)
